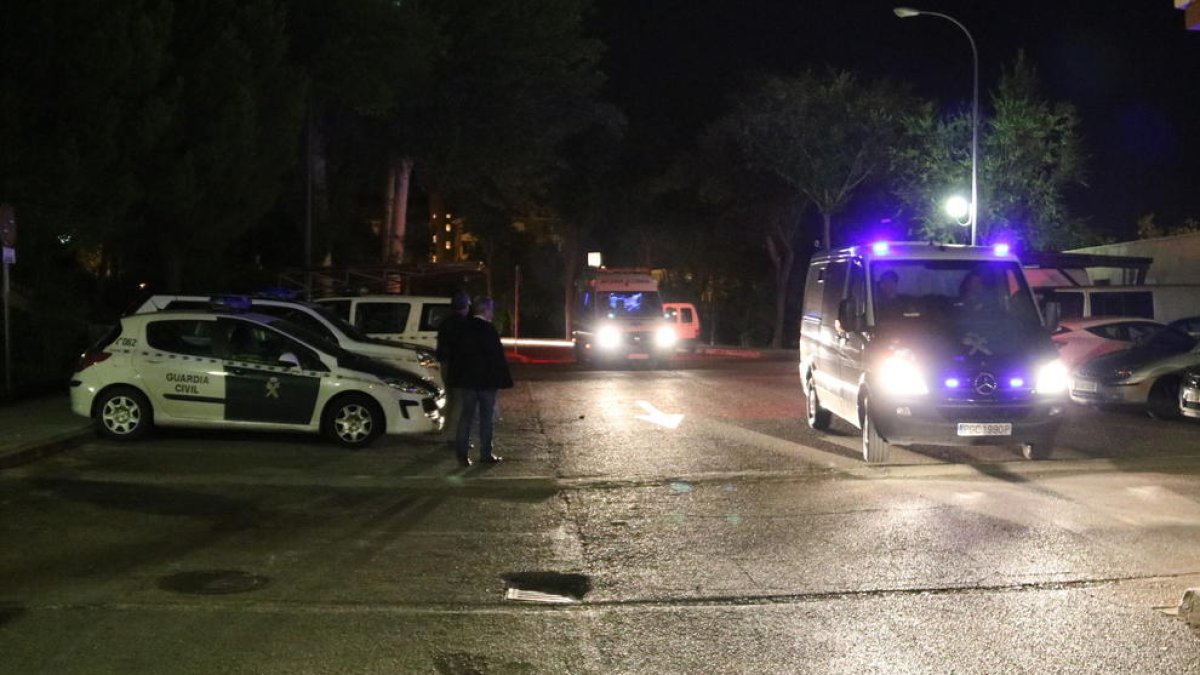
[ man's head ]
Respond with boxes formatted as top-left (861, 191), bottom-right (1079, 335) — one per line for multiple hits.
top-left (451, 291), bottom-right (471, 315)
top-left (471, 295), bottom-right (495, 321)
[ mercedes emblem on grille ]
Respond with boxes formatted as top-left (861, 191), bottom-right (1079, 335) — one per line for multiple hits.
top-left (973, 372), bottom-right (998, 395)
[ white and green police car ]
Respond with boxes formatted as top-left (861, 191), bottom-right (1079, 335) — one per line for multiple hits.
top-left (70, 309), bottom-right (443, 447)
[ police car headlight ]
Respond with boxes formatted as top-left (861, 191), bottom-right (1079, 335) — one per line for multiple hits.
top-left (384, 375), bottom-right (436, 397)
top-left (1035, 359), bottom-right (1069, 394)
top-left (596, 325), bottom-right (622, 350)
top-left (878, 354), bottom-right (928, 396)
top-left (417, 352), bottom-right (437, 369)
top-left (655, 325), bottom-right (677, 348)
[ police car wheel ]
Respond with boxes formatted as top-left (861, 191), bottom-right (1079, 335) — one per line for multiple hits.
top-left (806, 377), bottom-right (831, 430)
top-left (861, 398), bottom-right (889, 464)
top-left (323, 394), bottom-right (383, 448)
top-left (95, 386), bottom-right (152, 441)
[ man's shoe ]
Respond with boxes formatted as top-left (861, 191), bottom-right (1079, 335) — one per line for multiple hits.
top-left (457, 457), bottom-right (473, 468)
top-left (480, 455), bottom-right (503, 464)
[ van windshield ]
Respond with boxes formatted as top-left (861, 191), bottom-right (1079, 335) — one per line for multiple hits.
top-left (870, 260), bottom-right (1041, 327)
top-left (598, 291), bottom-right (664, 319)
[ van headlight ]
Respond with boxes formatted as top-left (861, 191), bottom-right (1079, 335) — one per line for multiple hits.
top-left (655, 325), bottom-right (677, 348)
top-left (1035, 359), bottom-right (1069, 394)
top-left (596, 325), bottom-right (622, 350)
top-left (878, 353), bottom-right (928, 396)
top-left (384, 375), bottom-right (437, 398)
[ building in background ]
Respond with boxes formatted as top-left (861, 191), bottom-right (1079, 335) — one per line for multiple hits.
top-left (1070, 232), bottom-right (1200, 285)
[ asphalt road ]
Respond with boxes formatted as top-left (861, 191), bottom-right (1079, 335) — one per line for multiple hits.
top-left (2, 358), bottom-right (1200, 673)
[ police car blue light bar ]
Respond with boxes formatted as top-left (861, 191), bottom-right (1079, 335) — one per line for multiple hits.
top-left (872, 241), bottom-right (890, 255)
top-left (992, 243), bottom-right (1010, 257)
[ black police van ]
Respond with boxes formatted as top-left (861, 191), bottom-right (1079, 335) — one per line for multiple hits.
top-left (799, 242), bottom-right (1069, 463)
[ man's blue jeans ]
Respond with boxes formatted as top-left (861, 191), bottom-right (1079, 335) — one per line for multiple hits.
top-left (455, 388), bottom-right (497, 460)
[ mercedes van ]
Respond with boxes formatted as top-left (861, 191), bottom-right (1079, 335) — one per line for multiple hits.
top-left (799, 242), bottom-right (1069, 463)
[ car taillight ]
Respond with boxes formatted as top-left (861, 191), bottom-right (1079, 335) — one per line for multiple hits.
top-left (76, 351), bottom-right (112, 371)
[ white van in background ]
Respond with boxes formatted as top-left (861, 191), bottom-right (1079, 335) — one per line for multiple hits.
top-left (1035, 285), bottom-right (1200, 324)
top-left (314, 295), bottom-right (452, 348)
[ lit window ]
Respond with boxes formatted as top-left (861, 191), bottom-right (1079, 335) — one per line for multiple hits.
top-left (445, 241), bottom-right (451, 250)
top-left (432, 235), bottom-right (438, 243)
top-left (445, 224), bottom-right (451, 232)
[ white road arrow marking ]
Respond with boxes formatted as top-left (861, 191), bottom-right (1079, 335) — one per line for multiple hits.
top-left (635, 400), bottom-right (684, 429)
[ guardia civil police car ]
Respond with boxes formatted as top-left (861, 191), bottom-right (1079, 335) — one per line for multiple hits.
top-left (134, 294), bottom-right (443, 389)
top-left (70, 309), bottom-right (443, 447)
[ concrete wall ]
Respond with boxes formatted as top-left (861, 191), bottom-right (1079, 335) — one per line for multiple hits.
top-left (1070, 232), bottom-right (1200, 284)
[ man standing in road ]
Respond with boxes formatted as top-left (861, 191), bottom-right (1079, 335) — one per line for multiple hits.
top-left (436, 291), bottom-right (471, 447)
top-left (449, 296), bottom-right (513, 467)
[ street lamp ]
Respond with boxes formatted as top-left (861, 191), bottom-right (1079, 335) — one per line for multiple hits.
top-left (894, 7), bottom-right (979, 246)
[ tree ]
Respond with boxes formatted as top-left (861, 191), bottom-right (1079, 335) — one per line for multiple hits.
top-left (1136, 213), bottom-right (1200, 239)
top-left (140, 1), bottom-right (306, 290)
top-left (893, 52), bottom-right (1093, 250)
top-left (705, 69), bottom-right (914, 348)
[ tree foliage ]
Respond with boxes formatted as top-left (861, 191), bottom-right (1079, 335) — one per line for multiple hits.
top-left (892, 53), bottom-right (1093, 250)
top-left (712, 69), bottom-right (917, 249)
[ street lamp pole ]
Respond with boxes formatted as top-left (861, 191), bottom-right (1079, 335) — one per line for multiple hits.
top-left (894, 7), bottom-right (979, 246)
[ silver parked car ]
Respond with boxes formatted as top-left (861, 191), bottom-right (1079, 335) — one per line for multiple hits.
top-left (1069, 326), bottom-right (1199, 419)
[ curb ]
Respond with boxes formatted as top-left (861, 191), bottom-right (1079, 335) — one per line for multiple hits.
top-left (0, 427), bottom-right (93, 470)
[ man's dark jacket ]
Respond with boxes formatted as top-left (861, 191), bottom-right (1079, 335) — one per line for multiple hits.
top-left (445, 317), bottom-right (513, 390)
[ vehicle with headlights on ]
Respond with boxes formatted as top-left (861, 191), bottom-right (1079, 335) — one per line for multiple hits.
top-left (70, 309), bottom-right (443, 447)
top-left (571, 268), bottom-right (677, 367)
top-left (799, 242), bottom-right (1069, 463)
top-left (1069, 325), bottom-right (1199, 419)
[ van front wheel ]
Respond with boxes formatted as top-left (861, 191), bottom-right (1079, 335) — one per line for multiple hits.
top-left (861, 397), bottom-right (890, 463)
top-left (806, 378), bottom-right (831, 431)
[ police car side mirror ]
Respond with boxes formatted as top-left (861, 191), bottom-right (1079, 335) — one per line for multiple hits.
top-left (277, 353), bottom-right (301, 368)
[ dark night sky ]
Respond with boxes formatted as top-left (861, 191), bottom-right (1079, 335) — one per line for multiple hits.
top-left (594, 0), bottom-right (1200, 240)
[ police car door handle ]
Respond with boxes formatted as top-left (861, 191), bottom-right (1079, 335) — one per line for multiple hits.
top-left (227, 365), bottom-right (253, 376)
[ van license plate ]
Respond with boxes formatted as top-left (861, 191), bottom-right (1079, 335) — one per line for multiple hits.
top-left (957, 423), bottom-right (1012, 437)
top-left (627, 353), bottom-right (649, 360)
top-left (1185, 389), bottom-right (1200, 403)
top-left (1073, 379), bottom-right (1097, 393)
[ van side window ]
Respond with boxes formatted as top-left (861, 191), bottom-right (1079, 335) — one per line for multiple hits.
top-left (821, 261), bottom-right (848, 322)
top-left (847, 261), bottom-right (867, 317)
top-left (1056, 292), bottom-right (1084, 319)
top-left (803, 263), bottom-right (827, 321)
top-left (358, 303), bottom-right (411, 334)
top-left (681, 307), bottom-right (693, 323)
top-left (421, 303), bottom-right (453, 331)
top-left (1091, 291), bottom-right (1153, 318)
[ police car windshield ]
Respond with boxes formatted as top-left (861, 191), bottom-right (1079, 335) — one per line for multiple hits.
top-left (304, 303), bottom-right (371, 342)
top-left (263, 317), bottom-right (347, 357)
top-left (598, 291), bottom-right (663, 319)
top-left (870, 260), bottom-right (1040, 326)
